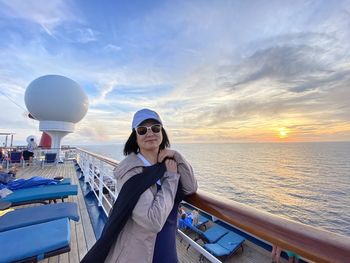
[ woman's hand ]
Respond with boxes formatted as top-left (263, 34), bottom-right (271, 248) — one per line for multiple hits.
top-left (158, 149), bottom-right (176, 163)
top-left (165, 159), bottom-right (178, 174)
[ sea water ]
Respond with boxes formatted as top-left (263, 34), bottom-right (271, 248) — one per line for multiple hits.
top-left (81, 141), bottom-right (350, 237)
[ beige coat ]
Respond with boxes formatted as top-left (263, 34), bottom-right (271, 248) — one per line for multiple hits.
top-left (105, 152), bottom-right (197, 263)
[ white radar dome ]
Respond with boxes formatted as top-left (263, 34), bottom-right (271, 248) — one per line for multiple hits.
top-left (24, 75), bottom-right (89, 123)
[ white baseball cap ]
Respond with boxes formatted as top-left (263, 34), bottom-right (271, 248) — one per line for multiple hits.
top-left (132, 108), bottom-right (163, 129)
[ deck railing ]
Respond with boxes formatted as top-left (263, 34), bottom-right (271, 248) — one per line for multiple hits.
top-left (1, 146), bottom-right (76, 168)
top-left (74, 147), bottom-right (350, 263)
top-left (186, 191), bottom-right (350, 263)
top-left (75, 148), bottom-right (118, 215)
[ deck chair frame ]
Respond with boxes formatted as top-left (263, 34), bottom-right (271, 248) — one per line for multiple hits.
top-left (15, 245), bottom-right (70, 263)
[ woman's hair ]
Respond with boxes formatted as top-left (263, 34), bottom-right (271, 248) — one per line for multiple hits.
top-left (123, 128), bottom-right (170, 156)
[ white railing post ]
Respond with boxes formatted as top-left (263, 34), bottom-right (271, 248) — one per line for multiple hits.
top-left (93, 157), bottom-right (103, 206)
top-left (98, 159), bottom-right (104, 207)
top-left (84, 152), bottom-right (90, 184)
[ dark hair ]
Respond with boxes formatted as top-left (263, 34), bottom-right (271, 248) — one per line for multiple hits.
top-left (123, 128), bottom-right (170, 156)
top-left (30, 138), bottom-right (34, 141)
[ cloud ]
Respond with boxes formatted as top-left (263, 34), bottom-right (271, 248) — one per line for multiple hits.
top-left (160, 22), bottom-right (350, 141)
top-left (215, 41), bottom-right (338, 92)
top-left (1, 1), bottom-right (350, 143)
top-left (0, 0), bottom-right (80, 36)
top-left (56, 26), bottom-right (100, 44)
top-left (104, 44), bottom-right (122, 52)
top-left (76, 28), bottom-right (98, 43)
top-left (90, 80), bottom-right (117, 106)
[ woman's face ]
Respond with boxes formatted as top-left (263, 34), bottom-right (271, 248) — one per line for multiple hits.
top-left (136, 120), bottom-right (163, 152)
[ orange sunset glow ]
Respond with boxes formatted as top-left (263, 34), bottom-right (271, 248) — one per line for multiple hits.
top-left (278, 127), bottom-right (288, 139)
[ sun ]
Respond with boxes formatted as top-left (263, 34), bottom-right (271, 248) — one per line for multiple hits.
top-left (278, 127), bottom-right (288, 139)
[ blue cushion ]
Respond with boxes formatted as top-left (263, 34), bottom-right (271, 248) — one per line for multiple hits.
top-left (204, 231), bottom-right (245, 257)
top-left (45, 153), bottom-right (57, 163)
top-left (217, 232), bottom-right (245, 251)
top-left (10, 152), bottom-right (22, 162)
top-left (2, 184), bottom-right (78, 204)
top-left (204, 243), bottom-right (230, 257)
top-left (203, 224), bottom-right (229, 243)
top-left (0, 218), bottom-right (70, 262)
top-left (0, 202), bottom-right (79, 232)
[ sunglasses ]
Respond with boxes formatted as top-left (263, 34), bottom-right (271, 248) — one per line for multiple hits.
top-left (136, 124), bottom-right (162, 136)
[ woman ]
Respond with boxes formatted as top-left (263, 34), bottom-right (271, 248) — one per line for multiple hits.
top-left (82, 108), bottom-right (197, 263)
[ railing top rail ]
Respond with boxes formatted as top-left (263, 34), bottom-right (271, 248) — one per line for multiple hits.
top-left (0, 146), bottom-right (75, 150)
top-left (76, 147), bottom-right (118, 166)
top-left (186, 190), bottom-right (350, 263)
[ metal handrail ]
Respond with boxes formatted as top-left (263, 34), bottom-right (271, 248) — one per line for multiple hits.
top-left (76, 147), bottom-right (118, 166)
top-left (185, 190), bottom-right (350, 263)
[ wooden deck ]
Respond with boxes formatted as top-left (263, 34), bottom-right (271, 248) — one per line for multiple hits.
top-left (17, 162), bottom-right (96, 263)
top-left (16, 162), bottom-right (278, 263)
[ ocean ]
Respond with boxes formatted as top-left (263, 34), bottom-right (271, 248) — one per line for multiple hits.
top-left (81, 141), bottom-right (350, 237)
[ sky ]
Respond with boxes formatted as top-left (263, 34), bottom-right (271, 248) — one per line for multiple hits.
top-left (0, 0), bottom-right (350, 145)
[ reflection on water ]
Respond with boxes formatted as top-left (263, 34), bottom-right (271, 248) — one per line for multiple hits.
top-left (82, 141), bottom-right (350, 237)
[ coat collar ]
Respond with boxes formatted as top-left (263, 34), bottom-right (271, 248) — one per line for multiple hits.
top-left (114, 153), bottom-right (144, 179)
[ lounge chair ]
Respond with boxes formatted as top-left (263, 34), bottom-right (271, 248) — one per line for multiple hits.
top-left (0, 218), bottom-right (71, 262)
top-left (183, 223), bottom-right (230, 251)
top-left (22, 150), bottom-right (32, 166)
top-left (0, 202), bottom-right (79, 232)
top-left (0, 150), bottom-right (4, 165)
top-left (1, 184), bottom-right (78, 206)
top-left (203, 231), bottom-right (245, 260)
top-left (198, 223), bottom-right (229, 243)
top-left (41, 153), bottom-right (57, 168)
top-left (7, 151), bottom-right (23, 168)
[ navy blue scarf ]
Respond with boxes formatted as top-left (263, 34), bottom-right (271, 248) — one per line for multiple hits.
top-left (81, 162), bottom-right (167, 263)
